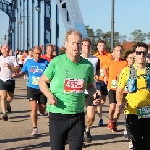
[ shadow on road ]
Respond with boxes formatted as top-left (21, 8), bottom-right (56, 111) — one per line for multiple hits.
top-left (5, 141), bottom-right (50, 150)
top-left (0, 133), bottom-right (49, 145)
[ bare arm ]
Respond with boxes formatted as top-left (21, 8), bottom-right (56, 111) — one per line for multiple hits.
top-left (9, 66), bottom-right (20, 72)
top-left (116, 86), bottom-right (124, 105)
top-left (38, 74), bottom-right (56, 105)
top-left (38, 74), bottom-right (52, 97)
top-left (3, 63), bottom-right (21, 72)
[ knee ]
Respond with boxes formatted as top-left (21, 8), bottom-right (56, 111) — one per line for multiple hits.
top-left (31, 106), bottom-right (38, 112)
top-left (87, 116), bottom-right (95, 123)
top-left (1, 95), bottom-right (7, 101)
top-left (109, 104), bottom-right (116, 111)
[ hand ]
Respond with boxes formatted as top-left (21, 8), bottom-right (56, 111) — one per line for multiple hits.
top-left (93, 93), bottom-right (101, 106)
top-left (104, 75), bottom-right (108, 85)
top-left (12, 72), bottom-right (18, 78)
top-left (48, 94), bottom-right (57, 105)
top-left (3, 63), bottom-right (10, 68)
top-left (94, 75), bottom-right (99, 82)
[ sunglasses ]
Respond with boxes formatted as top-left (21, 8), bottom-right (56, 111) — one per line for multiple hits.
top-left (135, 51), bottom-right (147, 56)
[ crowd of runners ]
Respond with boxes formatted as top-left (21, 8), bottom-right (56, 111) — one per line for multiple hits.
top-left (0, 29), bottom-right (150, 150)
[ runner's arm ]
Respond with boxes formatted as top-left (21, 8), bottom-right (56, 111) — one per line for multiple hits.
top-left (38, 74), bottom-right (53, 98)
top-left (116, 87), bottom-right (124, 105)
top-left (116, 68), bottom-right (127, 105)
top-left (8, 65), bottom-right (20, 72)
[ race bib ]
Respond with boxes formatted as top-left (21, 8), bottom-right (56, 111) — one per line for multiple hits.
top-left (111, 80), bottom-right (117, 88)
top-left (64, 78), bottom-right (84, 94)
top-left (100, 69), bottom-right (104, 76)
top-left (137, 106), bottom-right (150, 118)
top-left (32, 76), bottom-right (40, 85)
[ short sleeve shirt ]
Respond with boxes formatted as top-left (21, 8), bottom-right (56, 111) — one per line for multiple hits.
top-left (44, 54), bottom-right (94, 114)
top-left (118, 65), bottom-right (150, 114)
top-left (0, 56), bottom-right (18, 81)
top-left (22, 58), bottom-right (49, 89)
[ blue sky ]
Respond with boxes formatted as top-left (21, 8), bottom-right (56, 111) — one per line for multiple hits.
top-left (0, 0), bottom-right (150, 49)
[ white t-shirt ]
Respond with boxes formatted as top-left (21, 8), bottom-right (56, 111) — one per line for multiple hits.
top-left (82, 55), bottom-right (100, 94)
top-left (0, 56), bottom-right (19, 82)
top-left (17, 54), bottom-right (23, 64)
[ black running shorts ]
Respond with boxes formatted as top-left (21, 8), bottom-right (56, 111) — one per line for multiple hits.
top-left (0, 79), bottom-right (15, 93)
top-left (108, 89), bottom-right (127, 104)
top-left (27, 87), bottom-right (47, 105)
top-left (85, 94), bottom-right (95, 107)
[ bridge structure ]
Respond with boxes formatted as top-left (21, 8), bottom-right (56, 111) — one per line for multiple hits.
top-left (0, 0), bottom-right (87, 54)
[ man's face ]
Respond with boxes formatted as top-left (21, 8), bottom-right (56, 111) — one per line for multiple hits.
top-left (1, 45), bottom-right (9, 56)
top-left (64, 34), bottom-right (81, 57)
top-left (33, 48), bottom-right (41, 61)
top-left (126, 53), bottom-right (134, 65)
top-left (134, 46), bottom-right (147, 64)
top-left (46, 46), bottom-right (54, 56)
top-left (82, 41), bottom-right (91, 54)
top-left (97, 42), bottom-right (105, 53)
top-left (113, 46), bottom-right (122, 58)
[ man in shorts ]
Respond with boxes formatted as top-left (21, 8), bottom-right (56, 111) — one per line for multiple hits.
top-left (18, 46), bottom-right (49, 135)
top-left (104, 45), bottom-right (127, 132)
top-left (94, 40), bottom-right (111, 126)
top-left (81, 38), bottom-right (100, 143)
top-left (38, 29), bottom-right (100, 150)
top-left (0, 45), bottom-right (20, 121)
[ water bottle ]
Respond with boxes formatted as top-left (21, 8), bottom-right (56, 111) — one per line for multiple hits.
top-left (127, 78), bottom-right (137, 93)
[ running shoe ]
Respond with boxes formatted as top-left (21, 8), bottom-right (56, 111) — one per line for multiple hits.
top-left (98, 119), bottom-right (104, 126)
top-left (31, 128), bottom-right (38, 136)
top-left (108, 119), bottom-right (113, 130)
top-left (129, 140), bottom-right (133, 149)
top-left (2, 114), bottom-right (8, 121)
top-left (7, 103), bottom-right (11, 113)
top-left (112, 122), bottom-right (117, 132)
top-left (84, 131), bottom-right (92, 143)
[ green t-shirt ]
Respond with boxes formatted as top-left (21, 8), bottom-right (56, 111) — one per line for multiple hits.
top-left (44, 54), bottom-right (94, 114)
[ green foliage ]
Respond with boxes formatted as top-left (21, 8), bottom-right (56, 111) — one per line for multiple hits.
top-left (85, 26), bottom-right (127, 53)
top-left (130, 29), bottom-right (146, 42)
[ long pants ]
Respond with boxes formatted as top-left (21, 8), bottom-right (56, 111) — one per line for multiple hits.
top-left (49, 112), bottom-right (85, 150)
top-left (126, 114), bottom-right (150, 150)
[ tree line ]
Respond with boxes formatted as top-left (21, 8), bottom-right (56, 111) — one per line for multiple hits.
top-left (59, 26), bottom-right (150, 54)
top-left (86, 26), bottom-right (150, 53)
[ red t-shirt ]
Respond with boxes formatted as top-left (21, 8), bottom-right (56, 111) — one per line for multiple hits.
top-left (41, 55), bottom-right (55, 62)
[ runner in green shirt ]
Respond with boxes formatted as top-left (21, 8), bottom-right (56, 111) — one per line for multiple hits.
top-left (38, 29), bottom-right (100, 150)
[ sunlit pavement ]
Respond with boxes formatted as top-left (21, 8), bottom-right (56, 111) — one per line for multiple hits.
top-left (0, 78), bottom-right (128, 150)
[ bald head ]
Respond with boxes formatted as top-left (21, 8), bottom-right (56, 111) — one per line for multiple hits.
top-left (1, 45), bottom-right (9, 56)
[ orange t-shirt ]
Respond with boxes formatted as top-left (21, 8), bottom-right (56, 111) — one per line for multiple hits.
top-left (105, 59), bottom-right (128, 90)
top-left (94, 50), bottom-right (112, 80)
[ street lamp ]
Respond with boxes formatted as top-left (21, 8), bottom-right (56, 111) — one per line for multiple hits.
top-left (111, 0), bottom-right (115, 52)
top-left (35, 6), bottom-right (41, 11)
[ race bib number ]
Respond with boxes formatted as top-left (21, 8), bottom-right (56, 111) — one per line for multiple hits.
top-left (111, 80), bottom-right (117, 88)
top-left (100, 69), bottom-right (104, 76)
top-left (64, 78), bottom-right (84, 94)
top-left (32, 76), bottom-right (40, 85)
top-left (137, 106), bottom-right (150, 118)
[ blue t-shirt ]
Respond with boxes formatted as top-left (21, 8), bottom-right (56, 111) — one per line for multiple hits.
top-left (22, 58), bottom-right (49, 89)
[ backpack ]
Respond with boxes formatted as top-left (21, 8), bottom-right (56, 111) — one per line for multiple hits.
top-left (127, 64), bottom-right (150, 93)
